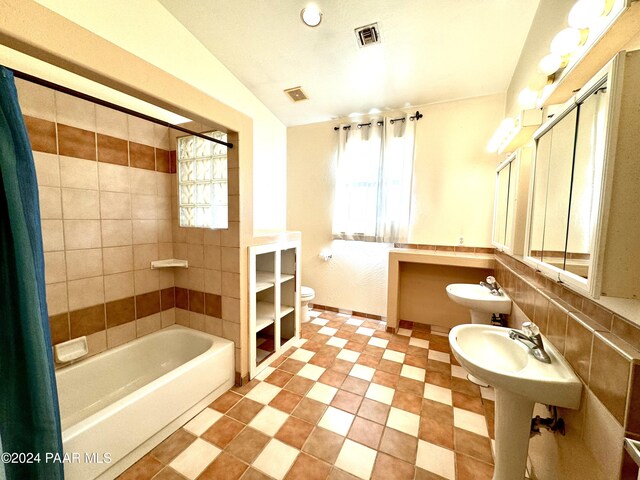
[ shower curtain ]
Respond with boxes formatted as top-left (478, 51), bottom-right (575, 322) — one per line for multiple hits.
top-left (0, 67), bottom-right (63, 479)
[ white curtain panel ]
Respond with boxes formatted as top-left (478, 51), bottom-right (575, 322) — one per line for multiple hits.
top-left (332, 116), bottom-right (416, 243)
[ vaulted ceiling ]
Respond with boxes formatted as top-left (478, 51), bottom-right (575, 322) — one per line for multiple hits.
top-left (159, 0), bottom-right (540, 126)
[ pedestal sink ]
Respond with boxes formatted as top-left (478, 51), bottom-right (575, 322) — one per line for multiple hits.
top-left (446, 284), bottom-right (512, 324)
top-left (449, 324), bottom-right (582, 480)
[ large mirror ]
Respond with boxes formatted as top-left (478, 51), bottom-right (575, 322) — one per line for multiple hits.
top-left (493, 160), bottom-right (511, 248)
top-left (527, 73), bottom-right (610, 287)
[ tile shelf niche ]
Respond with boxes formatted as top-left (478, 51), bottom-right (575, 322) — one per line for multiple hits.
top-left (249, 240), bottom-right (301, 378)
top-left (150, 259), bottom-right (189, 269)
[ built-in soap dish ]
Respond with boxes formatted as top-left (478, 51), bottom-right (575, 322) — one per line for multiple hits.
top-left (54, 336), bottom-right (88, 363)
top-left (150, 259), bottom-right (189, 269)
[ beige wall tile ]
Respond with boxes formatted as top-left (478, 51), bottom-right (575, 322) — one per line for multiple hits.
top-left (221, 247), bottom-right (240, 273)
top-left (137, 313), bottom-right (161, 337)
top-left (134, 269), bottom-right (160, 295)
top-left (41, 219), bottom-right (65, 252)
top-left (85, 330), bottom-right (107, 358)
top-left (158, 220), bottom-right (173, 243)
top-left (130, 168), bottom-right (157, 195)
top-left (156, 196), bottom-right (172, 220)
top-left (157, 172), bottom-right (172, 197)
top-left (204, 245), bottom-right (221, 270)
top-left (223, 320), bottom-right (240, 345)
top-left (66, 248), bottom-right (103, 280)
top-left (159, 270), bottom-right (175, 289)
top-left (46, 282), bottom-right (68, 315)
top-left (187, 244), bottom-right (204, 268)
top-left (98, 163), bottom-right (130, 193)
top-left (33, 152), bottom-right (61, 187)
top-left (175, 308), bottom-right (189, 327)
top-left (228, 168), bottom-right (239, 195)
top-left (68, 276), bottom-right (104, 311)
top-left (127, 115), bottom-right (156, 146)
top-left (131, 194), bottom-right (158, 220)
top-left (55, 91), bottom-right (96, 131)
top-left (100, 192), bottom-right (131, 219)
top-left (107, 321), bottom-right (136, 348)
top-left (205, 315), bottom-right (223, 336)
top-left (173, 242), bottom-right (187, 260)
top-left (158, 242), bottom-right (173, 260)
top-left (15, 78), bottom-right (56, 121)
top-left (174, 268), bottom-right (189, 289)
top-left (161, 308), bottom-right (176, 328)
top-left (221, 272), bottom-right (240, 298)
top-left (189, 312), bottom-right (205, 332)
top-left (187, 228), bottom-right (204, 245)
top-left (101, 219), bottom-right (133, 247)
top-left (228, 194), bottom-right (240, 223)
top-left (96, 105), bottom-right (127, 139)
top-left (154, 124), bottom-right (170, 149)
top-left (64, 219), bottom-right (102, 250)
top-left (39, 187), bottom-right (62, 219)
top-left (583, 390), bottom-right (624, 479)
top-left (173, 225), bottom-right (187, 243)
top-left (104, 272), bottom-right (134, 302)
top-left (44, 251), bottom-right (66, 284)
top-left (60, 156), bottom-right (98, 190)
top-left (204, 269), bottom-right (222, 295)
top-left (221, 221), bottom-right (239, 247)
top-left (103, 246), bottom-right (134, 275)
top-left (222, 296), bottom-right (240, 323)
top-left (133, 244), bottom-right (159, 270)
top-left (132, 219), bottom-right (158, 244)
top-left (188, 267), bottom-right (205, 291)
top-left (61, 189), bottom-right (100, 219)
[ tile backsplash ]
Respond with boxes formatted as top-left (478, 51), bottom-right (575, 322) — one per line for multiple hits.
top-left (17, 78), bottom-right (242, 375)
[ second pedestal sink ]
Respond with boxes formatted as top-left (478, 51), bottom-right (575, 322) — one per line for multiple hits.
top-left (446, 283), bottom-right (512, 324)
top-left (449, 324), bottom-right (582, 480)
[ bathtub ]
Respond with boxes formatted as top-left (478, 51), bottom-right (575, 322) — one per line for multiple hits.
top-left (55, 325), bottom-right (235, 480)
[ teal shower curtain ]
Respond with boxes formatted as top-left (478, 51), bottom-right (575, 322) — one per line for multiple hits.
top-left (0, 67), bottom-right (63, 479)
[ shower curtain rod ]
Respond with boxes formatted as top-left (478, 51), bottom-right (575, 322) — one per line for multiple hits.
top-left (11, 69), bottom-right (234, 149)
top-left (333, 110), bottom-right (423, 131)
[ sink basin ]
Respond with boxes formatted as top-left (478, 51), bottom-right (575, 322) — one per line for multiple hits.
top-left (449, 324), bottom-right (582, 480)
top-left (450, 324), bottom-right (581, 408)
top-left (446, 283), bottom-right (512, 314)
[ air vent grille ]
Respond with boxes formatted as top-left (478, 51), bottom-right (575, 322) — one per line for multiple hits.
top-left (355, 23), bottom-right (380, 47)
top-left (284, 87), bottom-right (308, 102)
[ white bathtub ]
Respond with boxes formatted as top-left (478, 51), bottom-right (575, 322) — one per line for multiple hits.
top-left (55, 325), bottom-right (235, 480)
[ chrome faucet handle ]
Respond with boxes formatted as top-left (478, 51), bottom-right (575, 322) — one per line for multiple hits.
top-left (486, 276), bottom-right (496, 285)
top-left (522, 321), bottom-right (539, 337)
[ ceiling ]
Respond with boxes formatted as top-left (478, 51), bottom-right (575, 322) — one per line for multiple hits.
top-left (159, 0), bottom-right (540, 126)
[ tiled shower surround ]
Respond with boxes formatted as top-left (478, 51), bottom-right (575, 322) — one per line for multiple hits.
top-left (16, 79), bottom-right (243, 375)
top-left (494, 252), bottom-right (640, 479)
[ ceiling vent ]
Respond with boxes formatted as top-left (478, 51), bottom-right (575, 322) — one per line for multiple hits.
top-left (284, 86), bottom-right (308, 102)
top-left (355, 23), bottom-right (380, 47)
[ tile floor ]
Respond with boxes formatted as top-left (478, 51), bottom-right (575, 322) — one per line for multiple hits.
top-left (118, 309), bottom-right (496, 480)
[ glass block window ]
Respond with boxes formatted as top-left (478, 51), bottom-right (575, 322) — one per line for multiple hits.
top-left (177, 131), bottom-right (228, 229)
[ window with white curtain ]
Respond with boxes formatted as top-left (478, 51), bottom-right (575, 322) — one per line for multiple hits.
top-left (332, 116), bottom-right (416, 243)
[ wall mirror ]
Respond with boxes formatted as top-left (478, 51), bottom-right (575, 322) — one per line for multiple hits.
top-left (525, 60), bottom-right (611, 294)
top-left (493, 155), bottom-right (513, 251)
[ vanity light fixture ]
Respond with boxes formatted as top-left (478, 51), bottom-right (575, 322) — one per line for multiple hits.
top-left (301, 4), bottom-right (322, 27)
top-left (486, 117), bottom-right (516, 153)
top-left (550, 27), bottom-right (589, 56)
top-left (538, 53), bottom-right (569, 76)
top-left (568, 0), bottom-right (614, 29)
top-left (518, 87), bottom-right (540, 109)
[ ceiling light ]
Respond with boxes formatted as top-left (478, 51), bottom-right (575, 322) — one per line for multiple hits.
top-left (301, 4), bottom-right (322, 27)
top-left (486, 117), bottom-right (516, 153)
top-left (550, 28), bottom-right (589, 56)
top-left (538, 53), bottom-right (569, 76)
top-left (568, 0), bottom-right (614, 29)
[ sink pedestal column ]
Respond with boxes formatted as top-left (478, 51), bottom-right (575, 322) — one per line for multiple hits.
top-left (493, 388), bottom-right (535, 480)
top-left (470, 310), bottom-right (493, 325)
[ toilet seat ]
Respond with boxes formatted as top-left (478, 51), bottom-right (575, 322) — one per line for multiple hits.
top-left (301, 286), bottom-right (315, 299)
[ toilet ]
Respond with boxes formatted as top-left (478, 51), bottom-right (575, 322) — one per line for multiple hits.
top-left (300, 286), bottom-right (316, 323)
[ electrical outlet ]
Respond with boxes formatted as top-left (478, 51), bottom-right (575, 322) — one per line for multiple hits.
top-left (458, 235), bottom-right (464, 245)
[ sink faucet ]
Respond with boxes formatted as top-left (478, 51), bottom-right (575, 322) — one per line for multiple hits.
top-left (480, 276), bottom-right (502, 296)
top-left (509, 322), bottom-right (551, 364)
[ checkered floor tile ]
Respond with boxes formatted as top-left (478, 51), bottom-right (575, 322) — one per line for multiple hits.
top-left (118, 310), bottom-right (496, 480)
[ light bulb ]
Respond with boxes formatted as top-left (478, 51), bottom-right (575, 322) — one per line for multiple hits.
top-left (301, 4), bottom-right (322, 27)
top-left (518, 88), bottom-right (539, 109)
top-left (486, 118), bottom-right (516, 153)
top-left (550, 28), bottom-right (589, 56)
top-left (538, 53), bottom-right (568, 76)
top-left (568, 0), bottom-right (610, 28)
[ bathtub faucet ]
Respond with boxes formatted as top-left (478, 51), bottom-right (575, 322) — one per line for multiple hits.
top-left (509, 321), bottom-right (551, 364)
top-left (480, 276), bottom-right (502, 296)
